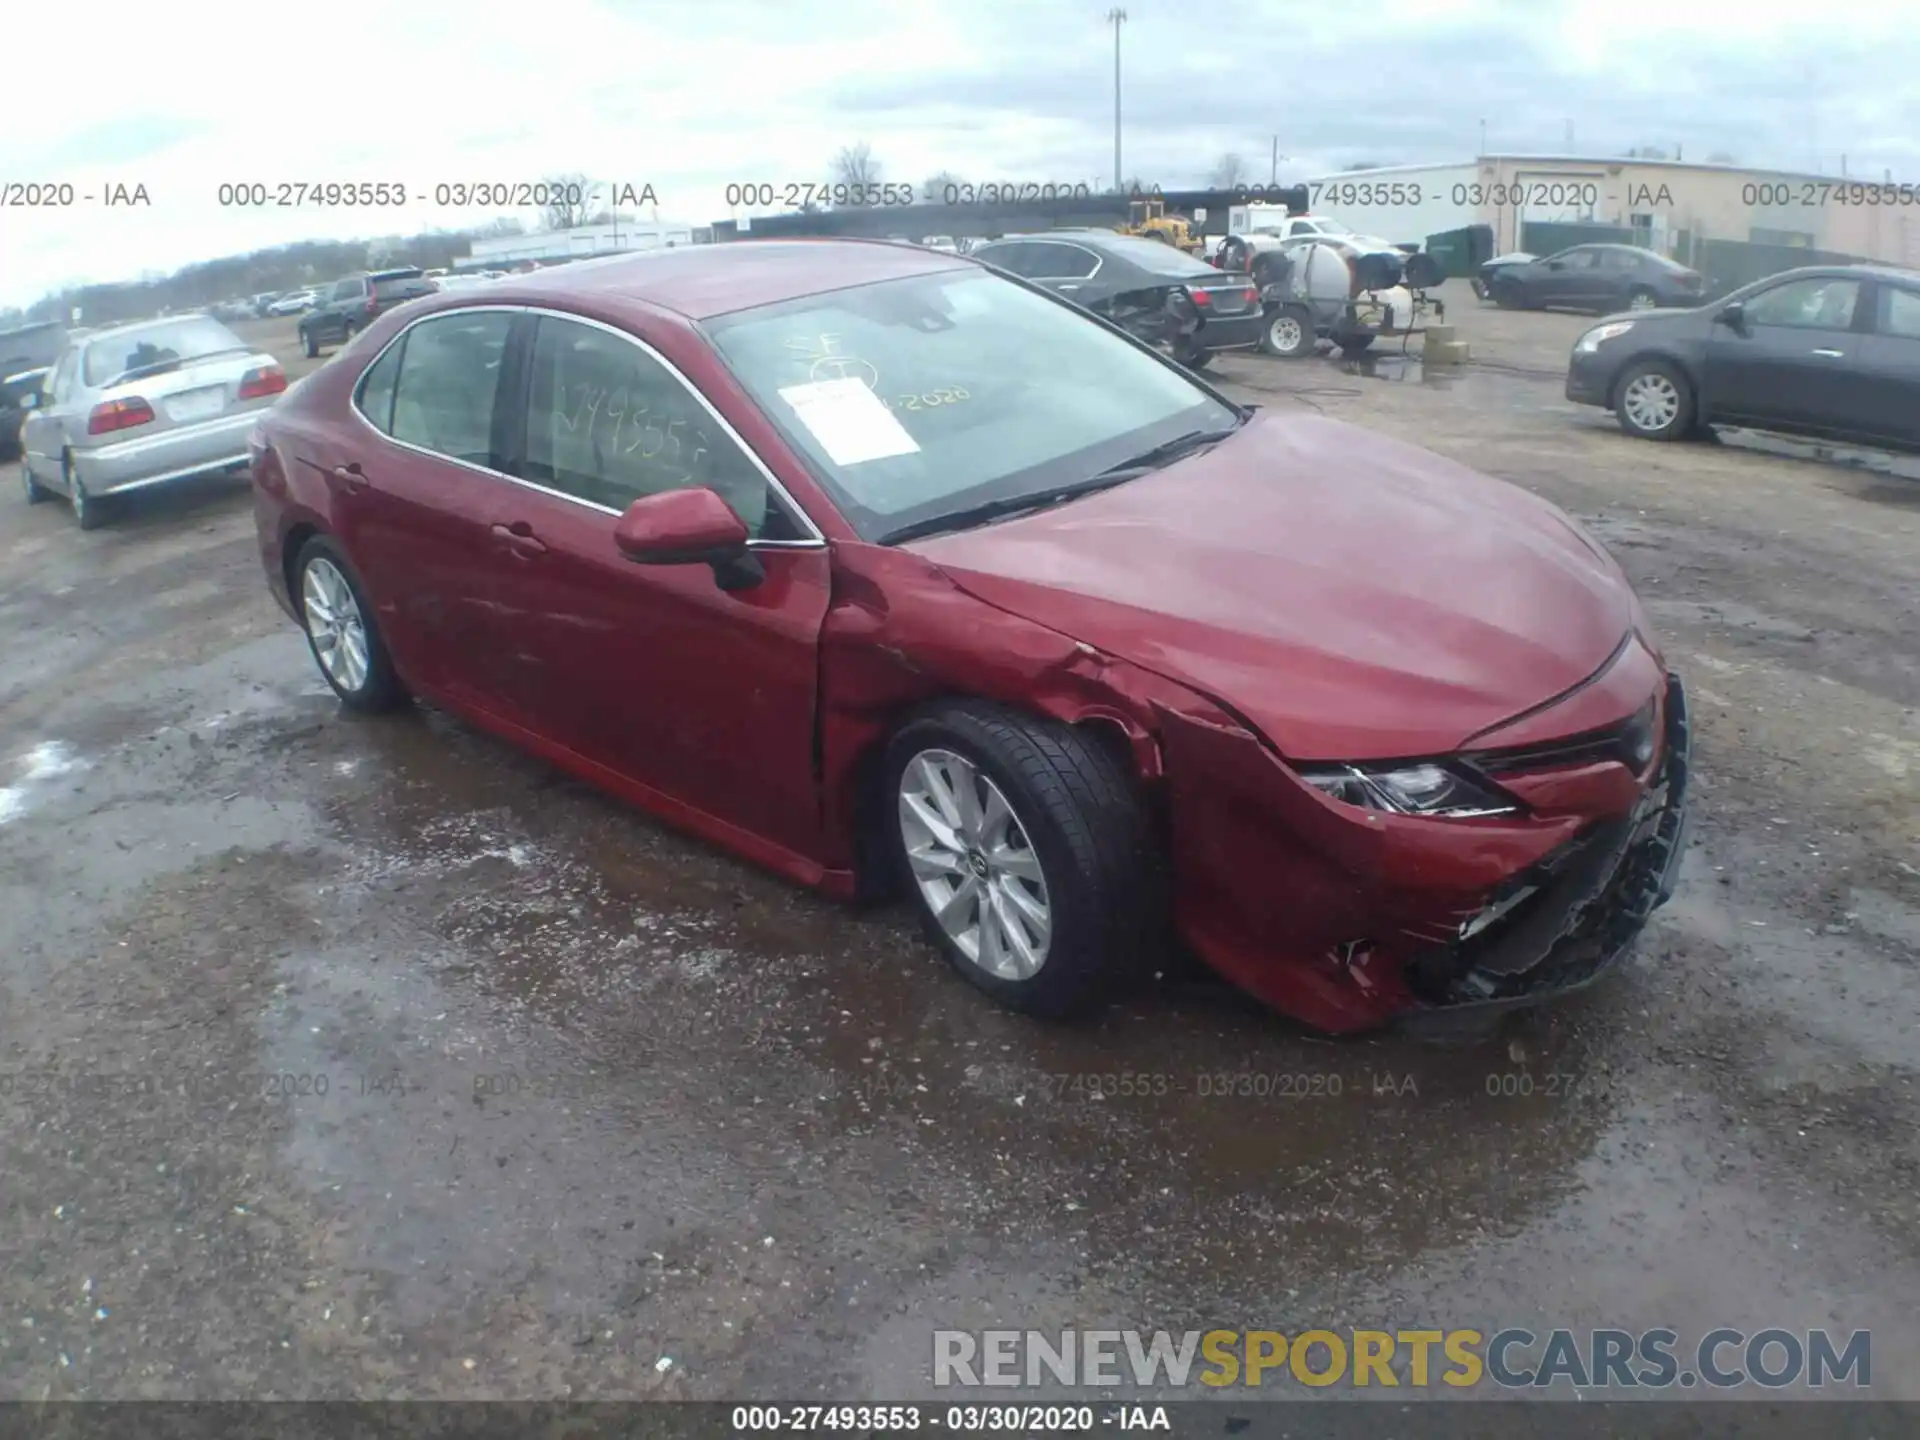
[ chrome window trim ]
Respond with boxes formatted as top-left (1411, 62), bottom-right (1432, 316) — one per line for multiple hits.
top-left (346, 303), bottom-right (827, 549)
top-left (1025, 240), bottom-right (1105, 282)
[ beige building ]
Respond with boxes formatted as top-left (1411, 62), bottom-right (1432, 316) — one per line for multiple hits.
top-left (1470, 155), bottom-right (1920, 265)
top-left (1297, 156), bottom-right (1920, 266)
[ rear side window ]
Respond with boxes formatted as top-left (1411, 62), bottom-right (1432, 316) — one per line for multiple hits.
top-left (388, 312), bottom-right (513, 466)
top-left (1877, 287), bottom-right (1920, 339)
top-left (332, 278), bottom-right (365, 301)
top-left (355, 336), bottom-right (405, 433)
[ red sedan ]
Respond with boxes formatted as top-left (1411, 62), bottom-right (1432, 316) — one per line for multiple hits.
top-left (249, 240), bottom-right (1690, 1034)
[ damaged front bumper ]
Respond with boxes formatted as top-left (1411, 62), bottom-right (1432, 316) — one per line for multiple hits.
top-left (1397, 673), bottom-right (1692, 1030)
top-left (1159, 671), bottom-right (1693, 1034)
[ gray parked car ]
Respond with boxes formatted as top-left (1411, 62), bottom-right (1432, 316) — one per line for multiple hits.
top-left (17, 315), bottom-right (287, 529)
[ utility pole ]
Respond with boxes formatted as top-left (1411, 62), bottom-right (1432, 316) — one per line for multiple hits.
top-left (1564, 118), bottom-right (1574, 151)
top-left (1107, 8), bottom-right (1127, 191)
top-left (1479, 118), bottom-right (1487, 157)
top-left (1270, 134), bottom-right (1278, 184)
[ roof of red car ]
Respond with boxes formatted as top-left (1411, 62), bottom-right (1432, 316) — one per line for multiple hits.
top-left (495, 240), bottom-right (975, 321)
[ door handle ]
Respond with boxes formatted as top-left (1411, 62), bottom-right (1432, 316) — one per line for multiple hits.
top-left (330, 462), bottom-right (369, 491)
top-left (491, 521), bottom-right (547, 555)
top-left (1811, 348), bottom-right (1845, 358)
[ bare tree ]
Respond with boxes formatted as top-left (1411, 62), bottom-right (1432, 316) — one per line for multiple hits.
top-left (1622, 146), bottom-right (1672, 160)
top-left (831, 143), bottom-right (883, 200)
top-left (479, 216), bottom-right (527, 238)
top-left (1340, 160), bottom-right (1398, 171)
top-left (541, 172), bottom-right (599, 229)
top-left (1209, 153), bottom-right (1248, 187)
top-left (922, 171), bottom-right (965, 202)
top-left (1705, 150), bottom-right (1738, 164)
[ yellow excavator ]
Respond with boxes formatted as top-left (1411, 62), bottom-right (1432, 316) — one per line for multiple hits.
top-left (1116, 196), bottom-right (1205, 254)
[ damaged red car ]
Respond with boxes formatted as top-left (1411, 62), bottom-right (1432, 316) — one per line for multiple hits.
top-left (250, 240), bottom-right (1690, 1035)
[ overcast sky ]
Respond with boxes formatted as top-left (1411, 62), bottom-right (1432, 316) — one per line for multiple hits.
top-left (4, 0), bottom-right (1914, 308)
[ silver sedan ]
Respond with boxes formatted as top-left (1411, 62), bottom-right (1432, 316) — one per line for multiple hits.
top-left (18, 315), bottom-right (287, 529)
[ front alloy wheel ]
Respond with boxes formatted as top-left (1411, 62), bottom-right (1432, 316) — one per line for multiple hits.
top-left (899, 748), bottom-right (1053, 982)
top-left (883, 702), bottom-right (1158, 1017)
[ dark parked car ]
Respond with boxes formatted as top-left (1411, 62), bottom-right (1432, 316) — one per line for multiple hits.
top-left (298, 268), bottom-right (436, 357)
top-left (249, 240), bottom-right (1689, 1035)
top-left (1, 365), bottom-right (51, 460)
top-left (1489, 244), bottom-right (1706, 314)
top-left (970, 231), bottom-right (1263, 368)
top-left (1, 319), bottom-right (69, 377)
top-left (1566, 264), bottom-right (1920, 448)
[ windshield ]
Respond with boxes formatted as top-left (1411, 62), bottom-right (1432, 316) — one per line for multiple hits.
top-left (704, 269), bottom-right (1238, 543)
top-left (82, 316), bottom-right (244, 386)
top-left (1312, 218), bottom-right (1356, 235)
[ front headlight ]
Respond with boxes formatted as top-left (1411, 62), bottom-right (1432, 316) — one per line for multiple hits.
top-left (1297, 762), bottom-right (1520, 818)
top-left (1575, 320), bottom-right (1635, 353)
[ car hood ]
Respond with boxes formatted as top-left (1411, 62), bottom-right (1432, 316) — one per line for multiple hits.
top-left (1593, 304), bottom-right (1703, 324)
top-left (905, 412), bottom-right (1635, 760)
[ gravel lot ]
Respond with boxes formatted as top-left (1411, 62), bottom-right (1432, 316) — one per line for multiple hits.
top-left (2, 287), bottom-right (1917, 1411)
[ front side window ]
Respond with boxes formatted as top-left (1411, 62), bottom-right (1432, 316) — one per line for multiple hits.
top-left (388, 311), bottom-right (512, 466)
top-left (521, 316), bottom-right (797, 539)
top-left (705, 268), bottom-right (1238, 543)
top-left (1743, 277), bottom-right (1860, 330)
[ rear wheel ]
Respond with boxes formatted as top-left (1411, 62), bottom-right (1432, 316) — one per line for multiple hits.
top-left (21, 463), bottom-right (52, 504)
top-left (1336, 333), bottom-right (1376, 356)
top-left (1614, 358), bottom-right (1694, 441)
top-left (1179, 346), bottom-right (1213, 371)
top-left (884, 703), bottom-right (1156, 1018)
top-left (64, 457), bottom-right (105, 531)
top-left (1259, 305), bottom-right (1316, 358)
top-left (302, 328), bottom-right (320, 358)
top-left (295, 535), bottom-right (406, 712)
top-left (1626, 286), bottom-right (1659, 312)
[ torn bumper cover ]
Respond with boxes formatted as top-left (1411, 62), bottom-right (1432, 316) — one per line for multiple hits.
top-left (1159, 672), bottom-right (1693, 1034)
top-left (1402, 673), bottom-right (1692, 1024)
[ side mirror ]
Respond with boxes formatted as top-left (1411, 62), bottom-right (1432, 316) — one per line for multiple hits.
top-left (613, 487), bottom-right (763, 591)
top-left (1714, 301), bottom-right (1746, 332)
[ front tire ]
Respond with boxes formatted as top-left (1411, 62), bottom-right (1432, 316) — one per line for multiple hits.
top-left (1492, 278), bottom-right (1526, 309)
top-left (302, 328), bottom-right (320, 358)
top-left (294, 535), bottom-right (405, 712)
top-left (1259, 305), bottom-right (1316, 358)
top-left (884, 703), bottom-right (1156, 1018)
top-left (1614, 358), bottom-right (1694, 441)
top-left (1337, 333), bottom-right (1376, 356)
